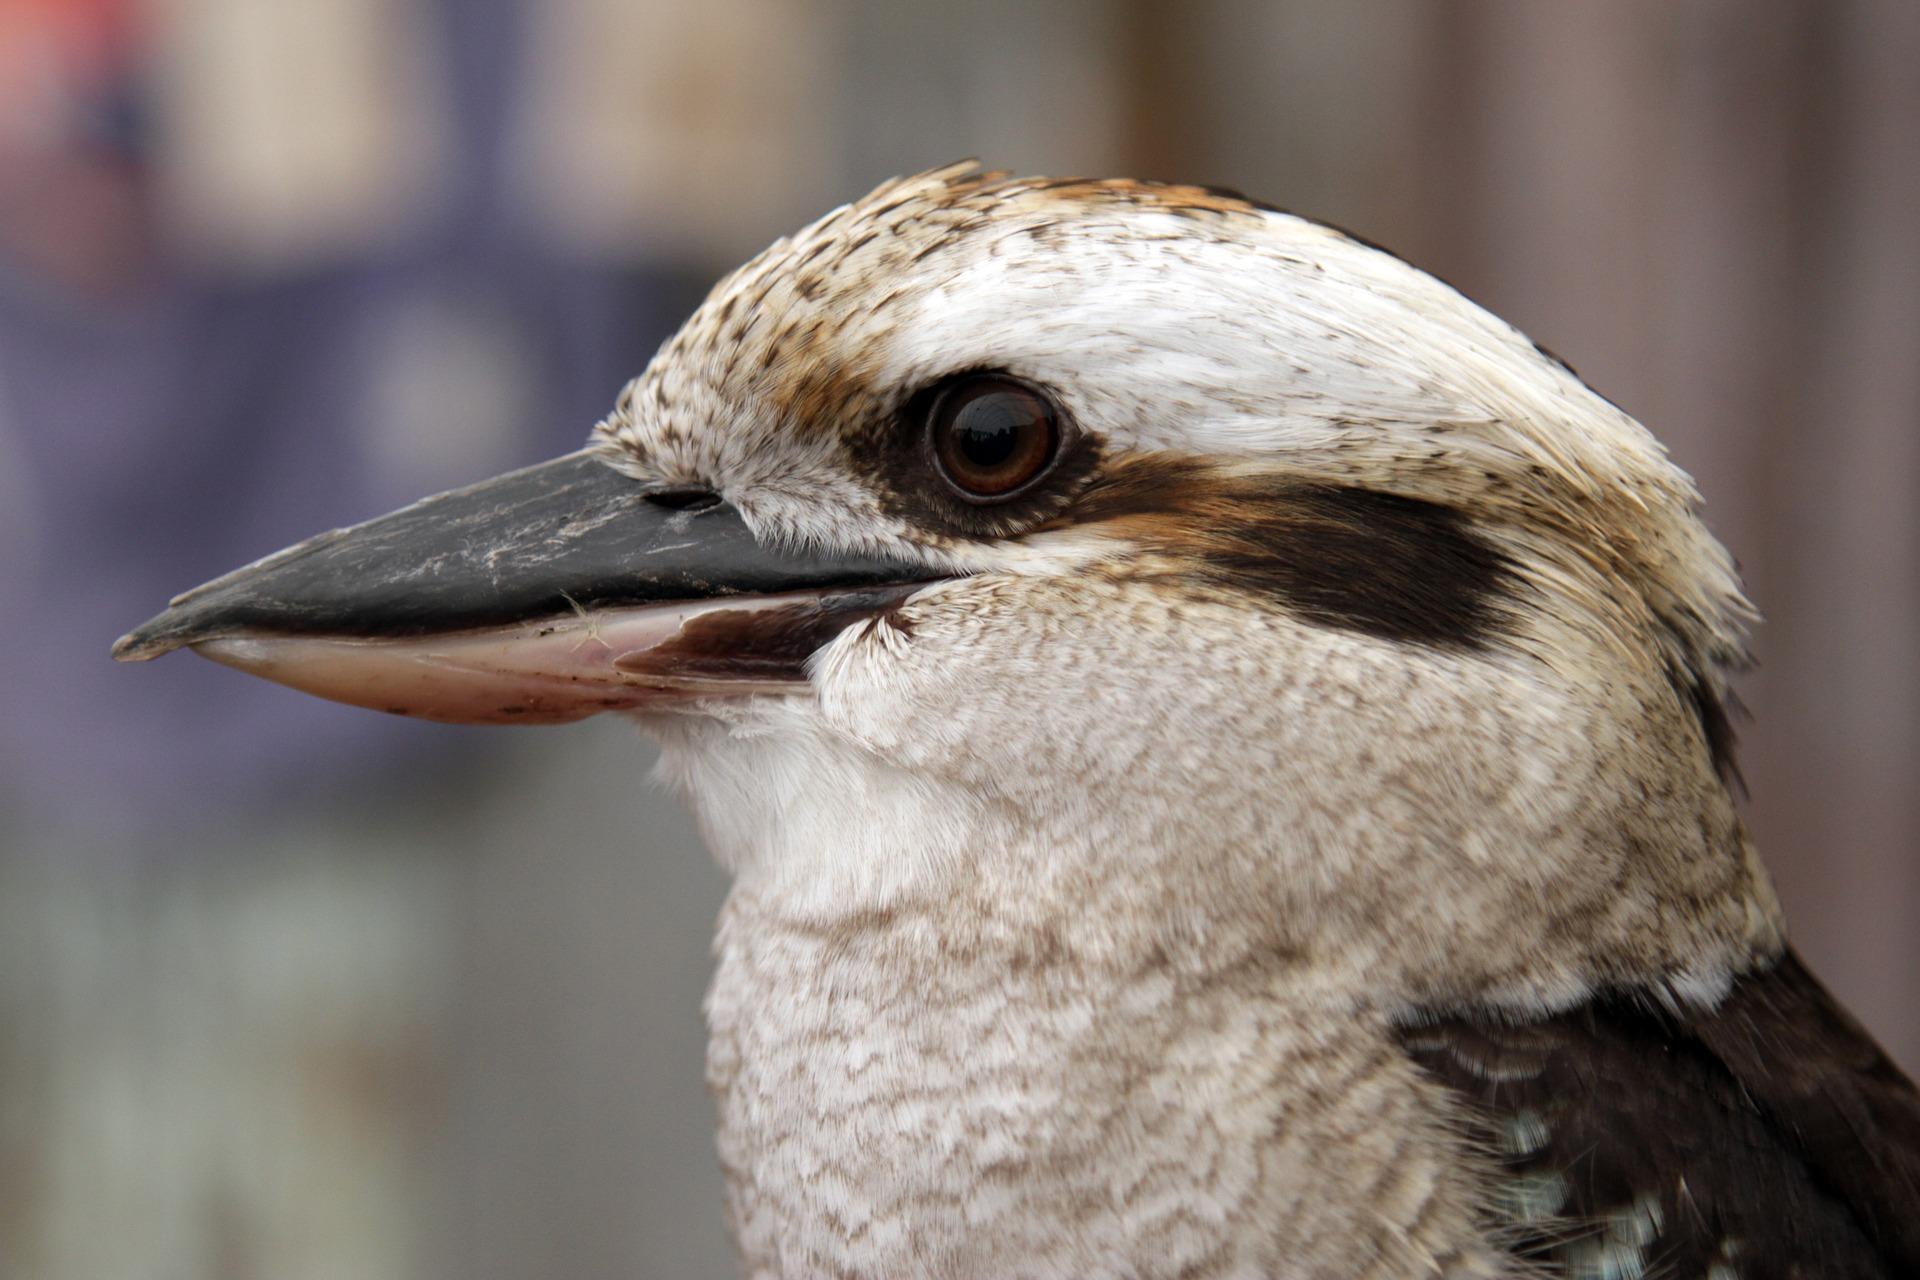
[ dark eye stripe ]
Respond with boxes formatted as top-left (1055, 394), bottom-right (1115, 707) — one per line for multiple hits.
top-left (1057, 455), bottom-right (1517, 652)
top-left (1211, 483), bottom-right (1515, 649)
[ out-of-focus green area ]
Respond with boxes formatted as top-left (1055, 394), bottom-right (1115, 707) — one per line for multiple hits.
top-left (2, 2), bottom-right (1915, 1276)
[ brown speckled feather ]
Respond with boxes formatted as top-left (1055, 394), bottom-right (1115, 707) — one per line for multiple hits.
top-left (1399, 949), bottom-right (1920, 1278)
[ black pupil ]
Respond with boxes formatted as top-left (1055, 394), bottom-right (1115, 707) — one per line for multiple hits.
top-left (953, 393), bottom-right (1029, 469)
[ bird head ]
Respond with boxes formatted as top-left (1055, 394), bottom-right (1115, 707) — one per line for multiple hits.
top-left (116, 163), bottom-right (1783, 1010)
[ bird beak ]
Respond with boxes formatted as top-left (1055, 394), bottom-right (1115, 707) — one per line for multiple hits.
top-left (112, 450), bottom-right (940, 723)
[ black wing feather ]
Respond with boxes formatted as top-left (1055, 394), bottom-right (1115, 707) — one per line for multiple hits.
top-left (1693, 951), bottom-right (1920, 1266)
top-left (1398, 949), bottom-right (1920, 1278)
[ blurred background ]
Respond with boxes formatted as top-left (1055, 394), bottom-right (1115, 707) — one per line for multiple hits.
top-left (1, 1), bottom-right (1913, 1276)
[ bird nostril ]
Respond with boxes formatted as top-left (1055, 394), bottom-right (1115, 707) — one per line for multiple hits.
top-left (644, 486), bottom-right (723, 513)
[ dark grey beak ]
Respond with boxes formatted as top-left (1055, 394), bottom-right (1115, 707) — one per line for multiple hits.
top-left (113, 450), bottom-right (940, 723)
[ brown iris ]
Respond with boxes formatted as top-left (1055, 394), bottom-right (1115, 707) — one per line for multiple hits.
top-left (927, 375), bottom-right (1061, 501)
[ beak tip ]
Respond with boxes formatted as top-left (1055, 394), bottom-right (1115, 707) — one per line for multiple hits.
top-left (112, 616), bottom-right (184, 662)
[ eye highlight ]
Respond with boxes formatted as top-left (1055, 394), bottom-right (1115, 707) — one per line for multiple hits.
top-left (926, 375), bottom-right (1061, 502)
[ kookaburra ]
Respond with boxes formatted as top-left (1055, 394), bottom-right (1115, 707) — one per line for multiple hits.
top-left (117, 163), bottom-right (1918, 1278)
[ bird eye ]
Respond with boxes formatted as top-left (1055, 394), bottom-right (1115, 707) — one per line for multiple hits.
top-left (927, 375), bottom-right (1061, 502)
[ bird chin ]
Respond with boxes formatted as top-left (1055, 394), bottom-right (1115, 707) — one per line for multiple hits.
top-left (191, 586), bottom-right (920, 725)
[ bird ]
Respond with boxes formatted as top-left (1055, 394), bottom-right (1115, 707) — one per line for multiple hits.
top-left (116, 161), bottom-right (1919, 1279)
